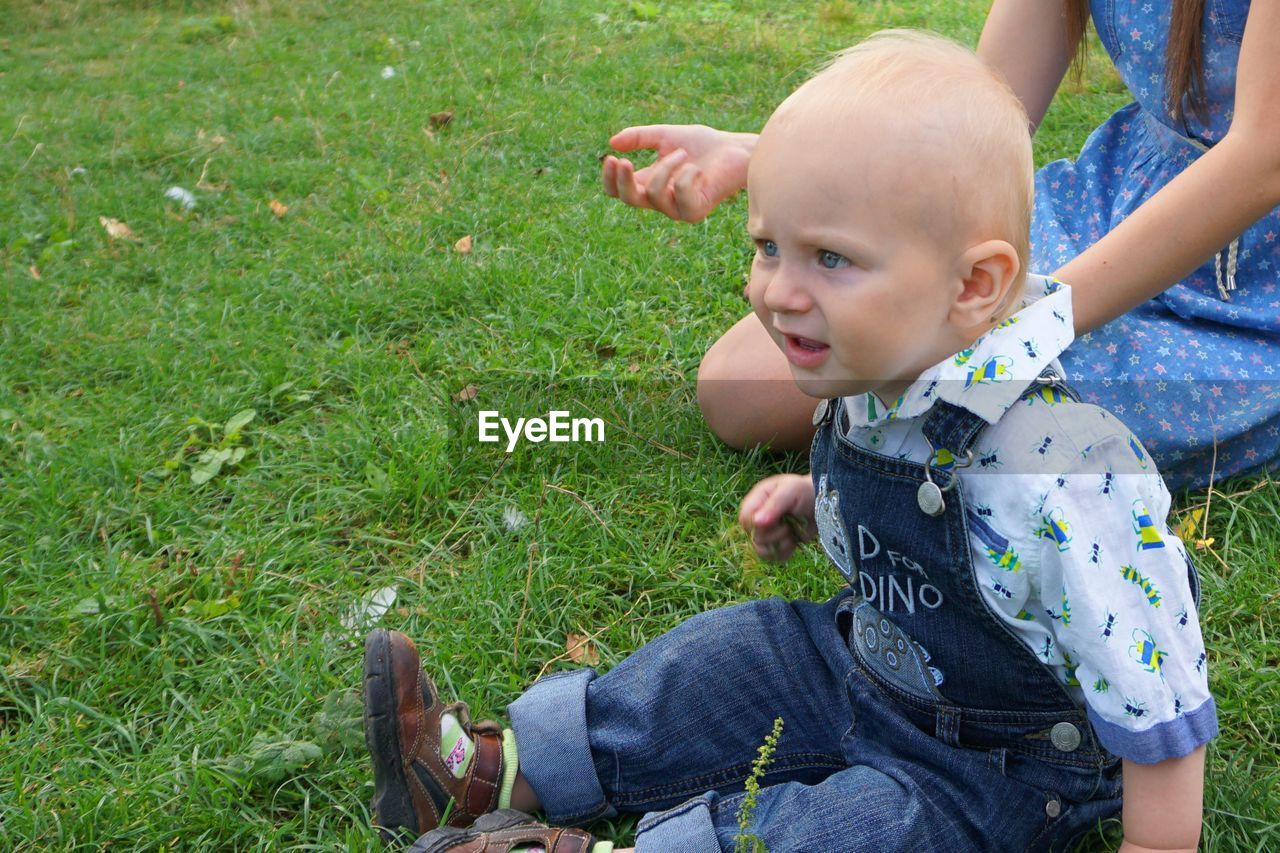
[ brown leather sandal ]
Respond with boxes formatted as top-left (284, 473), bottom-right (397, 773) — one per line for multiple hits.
top-left (406, 809), bottom-right (596, 853)
top-left (364, 629), bottom-right (511, 844)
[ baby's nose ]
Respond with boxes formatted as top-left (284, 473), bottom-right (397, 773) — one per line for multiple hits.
top-left (761, 265), bottom-right (813, 313)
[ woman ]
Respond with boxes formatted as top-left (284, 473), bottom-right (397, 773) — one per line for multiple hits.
top-left (602, 0), bottom-right (1280, 491)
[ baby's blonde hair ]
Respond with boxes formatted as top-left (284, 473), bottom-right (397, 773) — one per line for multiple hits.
top-left (776, 29), bottom-right (1034, 313)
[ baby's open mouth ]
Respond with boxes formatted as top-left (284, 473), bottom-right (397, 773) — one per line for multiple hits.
top-left (789, 336), bottom-right (827, 351)
top-left (784, 334), bottom-right (830, 368)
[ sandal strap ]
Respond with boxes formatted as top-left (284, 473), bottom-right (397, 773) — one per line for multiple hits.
top-left (408, 810), bottom-right (595, 853)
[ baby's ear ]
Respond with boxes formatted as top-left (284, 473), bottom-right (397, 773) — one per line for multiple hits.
top-left (951, 240), bottom-right (1021, 330)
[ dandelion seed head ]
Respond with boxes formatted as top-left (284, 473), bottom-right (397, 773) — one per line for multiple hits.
top-left (164, 186), bottom-right (197, 210)
top-left (503, 506), bottom-right (529, 532)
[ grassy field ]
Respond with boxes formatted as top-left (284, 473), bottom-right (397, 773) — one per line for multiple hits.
top-left (2, 0), bottom-right (1277, 848)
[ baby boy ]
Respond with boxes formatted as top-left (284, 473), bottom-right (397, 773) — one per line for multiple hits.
top-left (365, 30), bottom-right (1215, 852)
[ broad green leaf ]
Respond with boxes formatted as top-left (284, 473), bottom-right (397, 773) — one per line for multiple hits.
top-left (74, 595), bottom-right (122, 615)
top-left (199, 595), bottom-right (240, 619)
top-left (311, 690), bottom-right (364, 753)
top-left (630, 1), bottom-right (660, 20)
top-left (364, 462), bottom-right (389, 491)
top-left (232, 732), bottom-right (323, 784)
top-left (224, 409), bottom-right (256, 436)
top-left (191, 457), bottom-right (224, 484)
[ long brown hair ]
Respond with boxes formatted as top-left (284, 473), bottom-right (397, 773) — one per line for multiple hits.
top-left (1064, 0), bottom-right (1207, 121)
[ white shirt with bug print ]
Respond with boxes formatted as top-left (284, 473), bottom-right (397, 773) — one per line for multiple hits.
top-left (837, 276), bottom-right (1215, 764)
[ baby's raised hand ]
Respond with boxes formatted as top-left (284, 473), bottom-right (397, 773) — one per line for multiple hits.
top-left (601, 124), bottom-right (753, 223)
top-left (739, 474), bottom-right (817, 563)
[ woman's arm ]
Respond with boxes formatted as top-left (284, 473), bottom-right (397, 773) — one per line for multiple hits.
top-left (977, 0), bottom-right (1079, 132)
top-left (1054, 3), bottom-right (1280, 334)
top-left (603, 0), bottom-right (1080, 221)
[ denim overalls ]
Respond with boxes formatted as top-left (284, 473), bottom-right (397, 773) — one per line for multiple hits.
top-left (510, 382), bottom-right (1124, 852)
top-left (807, 387), bottom-right (1123, 848)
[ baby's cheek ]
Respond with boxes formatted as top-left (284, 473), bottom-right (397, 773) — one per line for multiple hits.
top-left (746, 280), bottom-right (779, 345)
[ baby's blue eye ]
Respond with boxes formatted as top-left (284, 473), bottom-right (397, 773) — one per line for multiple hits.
top-left (758, 240), bottom-right (778, 257)
top-left (819, 250), bottom-right (849, 269)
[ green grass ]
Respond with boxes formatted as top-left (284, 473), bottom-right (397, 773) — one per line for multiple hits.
top-left (1, 0), bottom-right (1276, 848)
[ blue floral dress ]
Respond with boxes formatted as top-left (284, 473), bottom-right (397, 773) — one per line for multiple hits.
top-left (1032, 0), bottom-right (1279, 490)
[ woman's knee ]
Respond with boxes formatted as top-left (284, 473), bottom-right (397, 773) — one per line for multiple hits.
top-left (697, 335), bottom-right (758, 449)
top-left (696, 324), bottom-right (817, 452)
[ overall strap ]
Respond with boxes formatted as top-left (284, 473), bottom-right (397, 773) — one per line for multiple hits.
top-left (920, 366), bottom-right (1079, 457)
top-left (919, 401), bottom-right (988, 461)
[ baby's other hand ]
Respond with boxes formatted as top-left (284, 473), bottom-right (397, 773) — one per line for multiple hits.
top-left (739, 474), bottom-right (817, 563)
top-left (601, 124), bottom-right (752, 223)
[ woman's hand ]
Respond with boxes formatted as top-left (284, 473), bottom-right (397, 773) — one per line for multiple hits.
top-left (739, 473), bottom-right (817, 562)
top-left (601, 124), bottom-right (755, 222)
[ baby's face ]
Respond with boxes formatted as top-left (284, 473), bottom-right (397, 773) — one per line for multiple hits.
top-left (746, 108), bottom-right (969, 401)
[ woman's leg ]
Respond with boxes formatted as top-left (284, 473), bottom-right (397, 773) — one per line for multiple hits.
top-left (697, 312), bottom-right (819, 452)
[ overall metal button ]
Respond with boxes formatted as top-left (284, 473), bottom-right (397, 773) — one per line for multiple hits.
top-left (916, 481), bottom-right (945, 517)
top-left (812, 399), bottom-right (830, 426)
top-left (1045, 798), bottom-right (1061, 818)
top-left (1050, 721), bottom-right (1081, 752)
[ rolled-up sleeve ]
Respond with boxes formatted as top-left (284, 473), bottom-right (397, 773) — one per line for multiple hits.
top-left (1035, 428), bottom-right (1217, 764)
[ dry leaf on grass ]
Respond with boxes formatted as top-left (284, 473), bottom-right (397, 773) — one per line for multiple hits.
top-left (269, 199), bottom-right (289, 217)
top-left (28, 265), bottom-right (40, 279)
top-left (1174, 508), bottom-right (1203, 542)
top-left (196, 159), bottom-right (228, 191)
top-left (99, 216), bottom-right (139, 241)
top-left (1173, 507), bottom-right (1214, 549)
top-left (452, 383), bottom-right (478, 402)
top-left (196, 129), bottom-right (228, 146)
top-left (429, 111), bottom-right (454, 129)
top-left (565, 633), bottom-right (599, 666)
top-left (453, 234), bottom-right (472, 254)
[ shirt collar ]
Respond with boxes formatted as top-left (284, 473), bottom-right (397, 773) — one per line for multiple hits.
top-left (844, 275), bottom-right (1075, 429)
